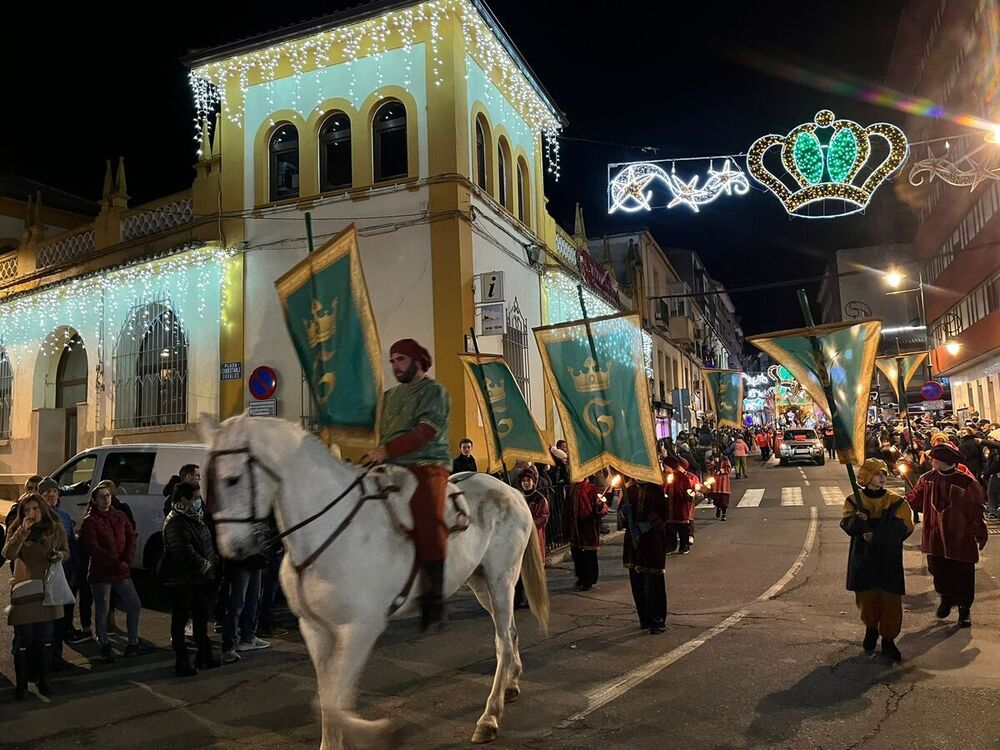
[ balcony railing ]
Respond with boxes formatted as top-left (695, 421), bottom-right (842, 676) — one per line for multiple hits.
top-left (0, 254), bottom-right (17, 283)
top-left (121, 196), bottom-right (193, 242)
top-left (36, 227), bottom-right (96, 269)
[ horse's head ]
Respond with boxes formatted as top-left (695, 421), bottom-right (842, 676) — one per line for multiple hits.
top-left (199, 412), bottom-right (280, 560)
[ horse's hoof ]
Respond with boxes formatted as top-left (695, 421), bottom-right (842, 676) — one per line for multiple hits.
top-left (471, 723), bottom-right (498, 744)
top-left (381, 720), bottom-right (407, 749)
top-left (504, 685), bottom-right (520, 703)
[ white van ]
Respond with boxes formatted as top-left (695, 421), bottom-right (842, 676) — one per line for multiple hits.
top-left (49, 444), bottom-right (208, 571)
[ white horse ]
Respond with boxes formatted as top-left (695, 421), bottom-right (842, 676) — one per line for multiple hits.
top-left (199, 413), bottom-right (549, 749)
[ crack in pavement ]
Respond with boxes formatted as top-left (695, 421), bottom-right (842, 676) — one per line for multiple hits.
top-left (843, 682), bottom-right (916, 750)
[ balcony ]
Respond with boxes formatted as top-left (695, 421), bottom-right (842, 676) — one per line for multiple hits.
top-left (669, 316), bottom-right (695, 344)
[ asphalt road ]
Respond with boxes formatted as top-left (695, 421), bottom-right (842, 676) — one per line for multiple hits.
top-left (2, 458), bottom-right (1000, 749)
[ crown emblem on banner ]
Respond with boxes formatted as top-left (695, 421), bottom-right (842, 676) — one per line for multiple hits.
top-left (569, 356), bottom-right (611, 393)
top-left (746, 109), bottom-right (909, 218)
top-left (306, 298), bottom-right (338, 348)
top-left (486, 377), bottom-right (506, 404)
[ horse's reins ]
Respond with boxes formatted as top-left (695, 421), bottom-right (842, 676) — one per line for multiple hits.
top-left (207, 447), bottom-right (396, 570)
top-left (207, 446), bottom-right (468, 613)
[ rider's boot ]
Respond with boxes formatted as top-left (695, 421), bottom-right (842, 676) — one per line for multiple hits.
top-left (419, 561), bottom-right (446, 631)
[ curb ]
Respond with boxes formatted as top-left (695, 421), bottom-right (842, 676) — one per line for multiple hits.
top-left (545, 530), bottom-right (625, 567)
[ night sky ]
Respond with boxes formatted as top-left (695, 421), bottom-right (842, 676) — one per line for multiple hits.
top-left (2, 0), bottom-right (916, 336)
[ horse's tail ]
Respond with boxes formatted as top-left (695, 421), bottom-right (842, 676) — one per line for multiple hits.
top-left (520, 524), bottom-right (549, 634)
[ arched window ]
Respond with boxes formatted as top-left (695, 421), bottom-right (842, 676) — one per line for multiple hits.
top-left (319, 112), bottom-right (352, 191)
top-left (373, 100), bottom-right (408, 182)
top-left (497, 137), bottom-right (512, 210)
top-left (516, 157), bottom-right (530, 226)
top-left (113, 302), bottom-right (188, 429)
top-left (269, 123), bottom-right (300, 201)
top-left (0, 349), bottom-right (12, 439)
top-left (475, 117), bottom-right (488, 191)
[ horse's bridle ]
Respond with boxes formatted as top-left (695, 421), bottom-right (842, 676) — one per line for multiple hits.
top-left (206, 446), bottom-right (284, 527)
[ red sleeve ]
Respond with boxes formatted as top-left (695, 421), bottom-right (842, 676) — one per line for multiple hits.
top-left (533, 497), bottom-right (550, 529)
top-left (576, 484), bottom-right (595, 519)
top-left (385, 423), bottom-right (438, 459)
top-left (905, 475), bottom-right (928, 512)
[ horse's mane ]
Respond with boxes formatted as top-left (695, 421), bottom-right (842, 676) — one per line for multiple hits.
top-left (245, 416), bottom-right (364, 483)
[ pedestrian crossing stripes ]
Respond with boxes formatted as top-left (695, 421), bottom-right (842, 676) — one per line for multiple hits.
top-left (737, 489), bottom-right (765, 508)
top-left (781, 487), bottom-right (804, 506)
top-left (821, 486), bottom-right (845, 506)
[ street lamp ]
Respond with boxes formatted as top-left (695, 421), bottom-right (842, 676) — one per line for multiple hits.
top-left (884, 269), bottom-right (904, 289)
top-left (945, 340), bottom-right (962, 356)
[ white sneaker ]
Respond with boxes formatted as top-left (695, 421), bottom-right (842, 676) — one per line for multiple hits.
top-left (236, 637), bottom-right (270, 652)
top-left (222, 649), bottom-right (241, 664)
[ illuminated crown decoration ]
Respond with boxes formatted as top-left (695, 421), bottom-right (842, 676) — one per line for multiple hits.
top-left (569, 356), bottom-right (611, 393)
top-left (746, 110), bottom-right (909, 218)
top-left (306, 298), bottom-right (337, 348)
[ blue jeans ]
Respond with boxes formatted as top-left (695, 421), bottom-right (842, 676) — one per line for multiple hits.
top-left (222, 567), bottom-right (262, 651)
top-left (92, 579), bottom-right (141, 646)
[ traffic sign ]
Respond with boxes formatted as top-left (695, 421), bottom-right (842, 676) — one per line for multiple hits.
top-left (248, 366), bottom-right (278, 400)
top-left (920, 381), bottom-right (944, 401)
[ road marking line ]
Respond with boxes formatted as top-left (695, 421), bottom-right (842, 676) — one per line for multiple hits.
top-left (562, 507), bottom-right (819, 725)
top-left (821, 486), bottom-right (844, 506)
top-left (781, 486), bottom-right (804, 506)
top-left (736, 489), bottom-right (764, 508)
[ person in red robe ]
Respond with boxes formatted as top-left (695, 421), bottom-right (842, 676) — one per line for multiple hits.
top-left (514, 465), bottom-right (550, 609)
top-left (706, 452), bottom-right (733, 521)
top-left (620, 477), bottom-right (669, 634)
top-left (905, 443), bottom-right (988, 627)
top-left (664, 456), bottom-right (696, 554)
top-left (569, 475), bottom-right (608, 591)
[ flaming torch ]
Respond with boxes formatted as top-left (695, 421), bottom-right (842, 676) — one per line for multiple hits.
top-left (896, 460), bottom-right (915, 489)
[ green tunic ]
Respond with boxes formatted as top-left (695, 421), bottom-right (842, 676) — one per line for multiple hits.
top-left (379, 377), bottom-right (452, 466)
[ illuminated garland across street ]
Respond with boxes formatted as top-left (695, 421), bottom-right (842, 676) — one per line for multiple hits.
top-left (607, 159), bottom-right (749, 213)
top-left (606, 109), bottom-right (915, 219)
top-left (746, 109), bottom-right (909, 218)
top-left (908, 143), bottom-right (1000, 191)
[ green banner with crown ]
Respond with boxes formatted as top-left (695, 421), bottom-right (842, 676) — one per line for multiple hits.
top-left (275, 225), bottom-right (382, 449)
top-left (534, 313), bottom-right (661, 485)
top-left (748, 319), bottom-right (882, 466)
top-left (702, 369), bottom-right (745, 428)
top-left (459, 354), bottom-right (551, 475)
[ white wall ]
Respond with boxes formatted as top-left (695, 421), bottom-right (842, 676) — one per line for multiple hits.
top-left (468, 196), bottom-right (544, 422)
top-left (242, 188), bottom-right (435, 422)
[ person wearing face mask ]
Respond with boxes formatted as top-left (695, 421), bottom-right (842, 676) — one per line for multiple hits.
top-left (79, 485), bottom-right (143, 662)
top-left (841, 460), bottom-right (914, 661)
top-left (906, 443), bottom-right (988, 628)
top-left (161, 481), bottom-right (221, 677)
top-left (3, 493), bottom-right (69, 699)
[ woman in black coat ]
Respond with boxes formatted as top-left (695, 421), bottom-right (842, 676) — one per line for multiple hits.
top-left (161, 481), bottom-right (221, 676)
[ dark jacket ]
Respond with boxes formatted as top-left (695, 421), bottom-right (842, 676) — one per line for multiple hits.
top-left (841, 488), bottom-right (912, 595)
top-left (80, 504), bottom-right (136, 583)
top-left (621, 482), bottom-right (668, 573)
top-left (161, 509), bottom-right (218, 586)
top-left (451, 454), bottom-right (478, 474)
top-left (959, 435), bottom-right (984, 477)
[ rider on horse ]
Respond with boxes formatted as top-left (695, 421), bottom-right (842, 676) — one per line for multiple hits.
top-left (362, 338), bottom-right (452, 629)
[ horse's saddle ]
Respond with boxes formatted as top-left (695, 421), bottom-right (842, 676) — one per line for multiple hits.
top-left (367, 465), bottom-right (470, 538)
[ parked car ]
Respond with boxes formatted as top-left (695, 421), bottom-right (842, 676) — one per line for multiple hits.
top-left (778, 429), bottom-right (825, 466)
top-left (48, 444), bottom-right (207, 572)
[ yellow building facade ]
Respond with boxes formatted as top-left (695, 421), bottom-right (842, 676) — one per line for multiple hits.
top-left (0, 0), bottom-right (624, 492)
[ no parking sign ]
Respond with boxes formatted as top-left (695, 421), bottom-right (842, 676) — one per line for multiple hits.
top-left (248, 366), bottom-right (278, 401)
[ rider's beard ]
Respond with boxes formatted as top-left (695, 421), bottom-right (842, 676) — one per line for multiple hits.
top-left (394, 360), bottom-right (419, 383)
